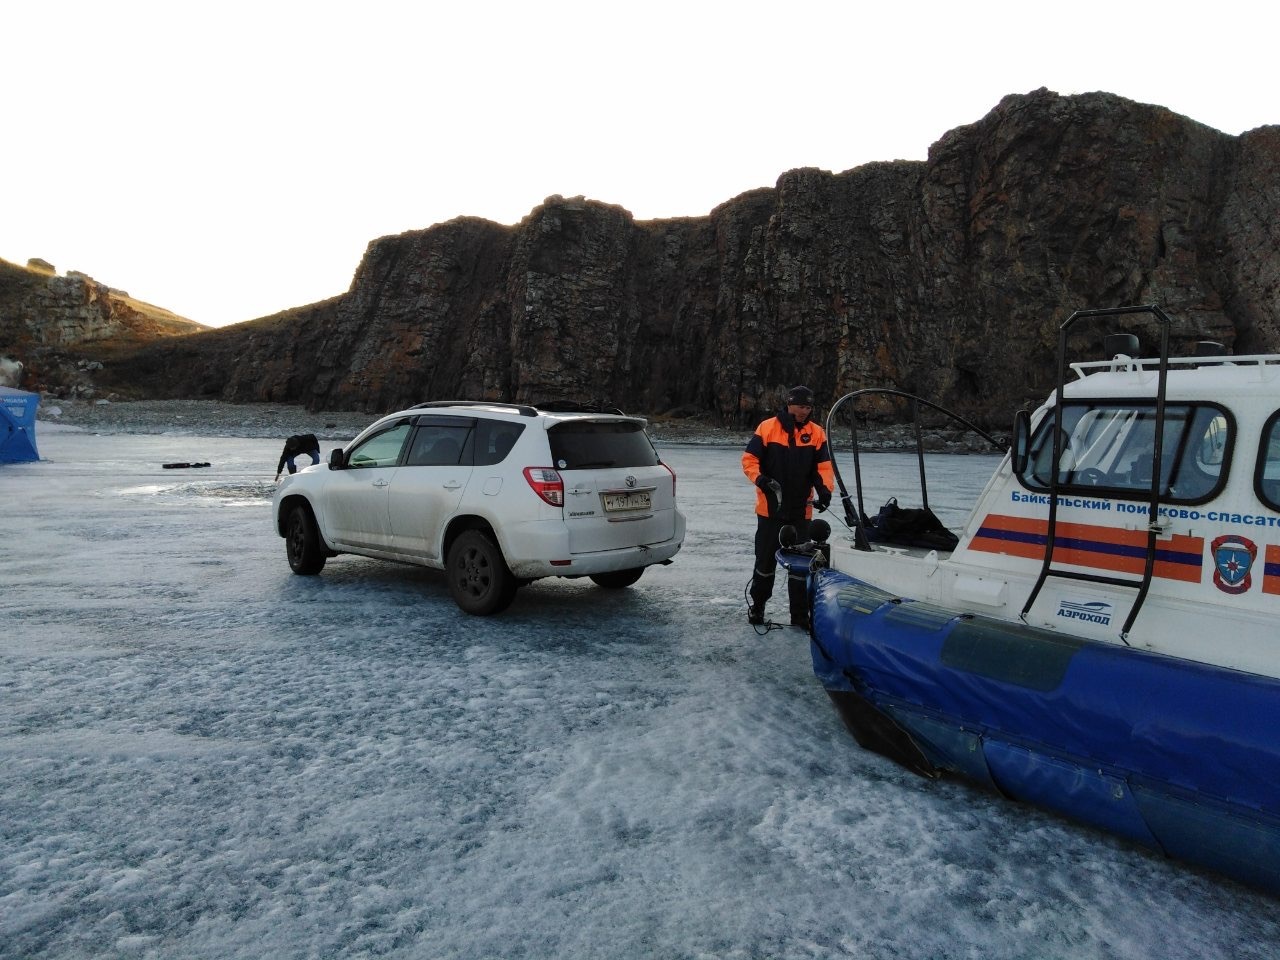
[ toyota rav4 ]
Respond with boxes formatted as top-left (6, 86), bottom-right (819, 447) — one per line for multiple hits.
top-left (271, 401), bottom-right (686, 614)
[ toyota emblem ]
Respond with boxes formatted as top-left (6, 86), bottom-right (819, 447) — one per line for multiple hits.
top-left (625, 475), bottom-right (637, 488)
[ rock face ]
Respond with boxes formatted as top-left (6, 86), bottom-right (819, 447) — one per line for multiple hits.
top-left (0, 258), bottom-right (206, 397)
top-left (9, 89), bottom-right (1280, 425)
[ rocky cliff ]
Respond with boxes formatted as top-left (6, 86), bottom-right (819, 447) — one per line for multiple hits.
top-left (7, 88), bottom-right (1278, 425)
top-left (0, 257), bottom-right (206, 394)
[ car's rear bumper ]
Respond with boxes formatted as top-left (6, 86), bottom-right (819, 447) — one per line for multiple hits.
top-left (502, 511), bottom-right (685, 579)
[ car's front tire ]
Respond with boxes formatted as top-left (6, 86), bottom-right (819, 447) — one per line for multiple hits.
top-left (589, 567), bottom-right (645, 589)
top-left (286, 504), bottom-right (326, 575)
top-left (447, 530), bottom-right (516, 615)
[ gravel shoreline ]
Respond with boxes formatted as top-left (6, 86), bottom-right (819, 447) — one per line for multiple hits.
top-left (36, 399), bottom-right (379, 441)
top-left (34, 398), bottom-right (1001, 452)
top-left (35, 398), bottom-right (751, 445)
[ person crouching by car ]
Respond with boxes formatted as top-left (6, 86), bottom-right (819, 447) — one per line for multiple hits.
top-left (275, 433), bottom-right (321, 481)
top-left (741, 385), bottom-right (835, 628)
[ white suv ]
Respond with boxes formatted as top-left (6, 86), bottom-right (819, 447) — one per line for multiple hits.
top-left (271, 401), bottom-right (686, 614)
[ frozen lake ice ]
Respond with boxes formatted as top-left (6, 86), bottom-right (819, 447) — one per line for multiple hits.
top-left (2, 426), bottom-right (1278, 959)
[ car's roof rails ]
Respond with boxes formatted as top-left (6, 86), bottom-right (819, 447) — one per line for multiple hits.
top-left (409, 400), bottom-right (540, 417)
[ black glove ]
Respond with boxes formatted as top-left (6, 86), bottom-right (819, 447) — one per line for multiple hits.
top-left (816, 487), bottom-right (831, 512)
top-left (755, 475), bottom-right (783, 494)
top-left (755, 475), bottom-right (783, 510)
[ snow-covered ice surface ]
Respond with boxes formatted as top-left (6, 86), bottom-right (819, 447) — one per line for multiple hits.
top-left (3, 426), bottom-right (1279, 960)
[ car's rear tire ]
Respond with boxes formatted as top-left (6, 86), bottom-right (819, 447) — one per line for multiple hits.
top-left (589, 567), bottom-right (645, 589)
top-left (447, 530), bottom-right (516, 615)
top-left (286, 504), bottom-right (326, 575)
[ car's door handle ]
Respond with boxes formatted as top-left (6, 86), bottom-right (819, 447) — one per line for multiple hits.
top-left (372, 479), bottom-right (390, 488)
top-left (443, 481), bottom-right (463, 490)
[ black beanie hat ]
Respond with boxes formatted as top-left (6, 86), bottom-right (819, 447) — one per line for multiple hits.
top-left (786, 385), bottom-right (814, 406)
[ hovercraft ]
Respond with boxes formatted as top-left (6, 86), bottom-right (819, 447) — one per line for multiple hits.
top-left (790, 305), bottom-right (1280, 895)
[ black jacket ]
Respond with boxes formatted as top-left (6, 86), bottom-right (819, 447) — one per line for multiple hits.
top-left (277, 433), bottom-right (319, 473)
top-left (741, 411), bottom-right (835, 520)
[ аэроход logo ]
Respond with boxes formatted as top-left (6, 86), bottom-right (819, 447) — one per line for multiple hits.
top-left (1056, 600), bottom-right (1113, 626)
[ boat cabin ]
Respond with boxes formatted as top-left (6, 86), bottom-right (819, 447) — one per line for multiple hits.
top-left (825, 306), bottom-right (1280, 679)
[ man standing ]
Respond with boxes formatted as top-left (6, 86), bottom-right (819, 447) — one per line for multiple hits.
top-left (275, 433), bottom-right (321, 481)
top-left (741, 385), bottom-right (836, 627)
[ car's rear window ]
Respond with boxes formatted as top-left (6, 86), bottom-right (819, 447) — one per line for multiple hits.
top-left (548, 420), bottom-right (659, 469)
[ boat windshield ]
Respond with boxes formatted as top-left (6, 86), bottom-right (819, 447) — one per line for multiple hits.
top-left (1018, 401), bottom-right (1231, 504)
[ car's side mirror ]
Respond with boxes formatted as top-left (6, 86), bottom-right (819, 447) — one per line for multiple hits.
top-left (1011, 410), bottom-right (1031, 475)
top-left (328, 448), bottom-right (346, 470)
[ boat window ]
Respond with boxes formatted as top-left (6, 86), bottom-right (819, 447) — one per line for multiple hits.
top-left (1017, 402), bottom-right (1232, 504)
top-left (1255, 412), bottom-right (1280, 511)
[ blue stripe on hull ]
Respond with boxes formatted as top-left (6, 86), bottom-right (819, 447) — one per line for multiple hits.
top-left (810, 567), bottom-right (1280, 895)
top-left (975, 525), bottom-right (1199, 567)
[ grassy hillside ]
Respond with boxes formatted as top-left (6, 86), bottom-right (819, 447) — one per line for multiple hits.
top-left (0, 256), bottom-right (208, 342)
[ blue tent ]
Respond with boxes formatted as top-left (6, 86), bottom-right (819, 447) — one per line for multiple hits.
top-left (0, 386), bottom-right (40, 463)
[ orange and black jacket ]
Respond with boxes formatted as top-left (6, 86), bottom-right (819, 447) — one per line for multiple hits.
top-left (741, 410), bottom-right (836, 520)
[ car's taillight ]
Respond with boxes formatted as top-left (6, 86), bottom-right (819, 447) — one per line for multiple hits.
top-left (662, 461), bottom-right (676, 497)
top-left (523, 467), bottom-right (564, 506)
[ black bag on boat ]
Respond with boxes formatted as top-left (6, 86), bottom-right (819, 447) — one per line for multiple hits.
top-left (867, 497), bottom-right (959, 551)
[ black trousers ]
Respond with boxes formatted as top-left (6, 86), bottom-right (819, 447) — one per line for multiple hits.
top-left (750, 515), bottom-right (811, 618)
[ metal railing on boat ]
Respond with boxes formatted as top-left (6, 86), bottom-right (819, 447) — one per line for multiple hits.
top-left (1019, 303), bottom-right (1174, 641)
top-left (823, 388), bottom-right (1005, 552)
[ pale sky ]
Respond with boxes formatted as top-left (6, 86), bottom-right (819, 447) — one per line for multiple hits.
top-left (3, 0), bottom-right (1275, 328)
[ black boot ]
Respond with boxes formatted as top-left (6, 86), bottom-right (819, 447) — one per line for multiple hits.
top-left (748, 604), bottom-right (765, 625)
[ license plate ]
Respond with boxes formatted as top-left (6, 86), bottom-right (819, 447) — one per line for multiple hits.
top-left (602, 491), bottom-right (651, 512)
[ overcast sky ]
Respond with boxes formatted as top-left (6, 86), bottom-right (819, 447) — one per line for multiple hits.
top-left (3, 0), bottom-right (1275, 328)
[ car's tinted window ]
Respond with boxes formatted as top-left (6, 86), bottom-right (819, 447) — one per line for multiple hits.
top-left (548, 421), bottom-right (659, 469)
top-left (347, 423), bottom-right (412, 468)
top-left (405, 424), bottom-right (472, 466)
top-left (1018, 401), bottom-right (1231, 504)
top-left (1255, 411), bottom-right (1280, 510)
top-left (473, 420), bottom-right (527, 466)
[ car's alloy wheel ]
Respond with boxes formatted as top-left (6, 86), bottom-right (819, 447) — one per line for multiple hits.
top-left (286, 504), bottom-right (327, 575)
top-left (447, 530), bottom-right (516, 615)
